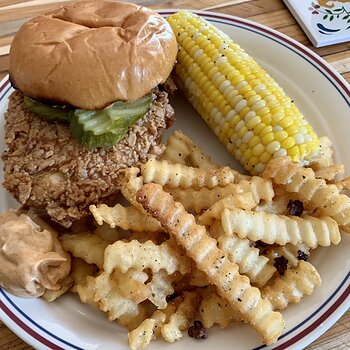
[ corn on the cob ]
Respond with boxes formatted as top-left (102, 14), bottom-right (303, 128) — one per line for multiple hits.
top-left (167, 12), bottom-right (319, 175)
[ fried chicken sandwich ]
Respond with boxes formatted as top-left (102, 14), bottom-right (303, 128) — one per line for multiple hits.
top-left (2, 0), bottom-right (177, 226)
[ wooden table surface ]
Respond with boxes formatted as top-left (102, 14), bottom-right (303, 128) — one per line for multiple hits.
top-left (0, 0), bottom-right (349, 349)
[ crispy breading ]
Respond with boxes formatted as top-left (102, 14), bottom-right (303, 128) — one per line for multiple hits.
top-left (2, 90), bottom-right (175, 227)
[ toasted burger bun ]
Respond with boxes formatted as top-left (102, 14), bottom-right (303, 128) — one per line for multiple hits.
top-left (9, 0), bottom-right (177, 110)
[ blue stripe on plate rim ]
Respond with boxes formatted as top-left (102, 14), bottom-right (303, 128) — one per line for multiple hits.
top-left (0, 9), bottom-right (349, 350)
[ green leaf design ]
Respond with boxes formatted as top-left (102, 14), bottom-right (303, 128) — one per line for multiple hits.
top-left (343, 15), bottom-right (350, 20)
top-left (325, 9), bottom-right (332, 14)
top-left (333, 8), bottom-right (343, 12)
top-left (323, 14), bottom-right (328, 20)
top-left (330, 15), bottom-right (334, 21)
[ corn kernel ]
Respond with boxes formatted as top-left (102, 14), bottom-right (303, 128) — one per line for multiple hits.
top-left (256, 106), bottom-right (270, 117)
top-left (260, 125), bottom-right (273, 137)
top-left (253, 123), bottom-right (265, 136)
top-left (279, 116), bottom-right (294, 129)
top-left (245, 162), bottom-right (254, 172)
top-left (250, 156), bottom-right (259, 166)
top-left (248, 135), bottom-right (260, 148)
top-left (274, 148), bottom-right (287, 157)
top-left (239, 143), bottom-right (248, 154)
top-left (254, 163), bottom-right (265, 174)
top-left (281, 137), bottom-right (296, 150)
top-left (285, 124), bottom-right (299, 136)
top-left (261, 114), bottom-right (272, 125)
top-left (242, 130), bottom-right (254, 143)
top-left (266, 141), bottom-right (281, 154)
top-left (243, 149), bottom-right (252, 161)
top-left (230, 114), bottom-right (241, 128)
top-left (252, 143), bottom-right (265, 157)
top-left (239, 106), bottom-right (250, 119)
top-left (260, 152), bottom-right (271, 164)
top-left (262, 132), bottom-right (274, 146)
top-left (288, 145), bottom-right (300, 158)
top-left (238, 126), bottom-right (248, 138)
top-left (275, 130), bottom-right (288, 143)
top-left (246, 116), bottom-right (261, 130)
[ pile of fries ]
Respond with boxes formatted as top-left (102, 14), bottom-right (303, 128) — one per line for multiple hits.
top-left (49, 130), bottom-right (350, 349)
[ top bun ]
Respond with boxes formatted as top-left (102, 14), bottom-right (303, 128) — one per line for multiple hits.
top-left (9, 0), bottom-right (177, 110)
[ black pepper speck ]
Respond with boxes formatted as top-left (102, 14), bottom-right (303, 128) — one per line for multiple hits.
top-left (188, 321), bottom-right (207, 340)
top-left (297, 250), bottom-right (309, 261)
top-left (287, 200), bottom-right (304, 217)
top-left (274, 256), bottom-right (289, 276)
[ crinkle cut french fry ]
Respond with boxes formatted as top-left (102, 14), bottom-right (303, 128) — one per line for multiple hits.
top-left (262, 243), bottom-right (310, 268)
top-left (148, 271), bottom-right (182, 309)
top-left (76, 269), bottom-right (147, 324)
top-left (118, 306), bottom-right (149, 332)
top-left (315, 164), bottom-right (344, 181)
top-left (209, 220), bottom-right (225, 240)
top-left (94, 271), bottom-right (142, 321)
top-left (238, 177), bottom-right (274, 203)
top-left (305, 136), bottom-right (334, 171)
top-left (167, 183), bottom-right (240, 213)
top-left (161, 130), bottom-right (219, 170)
top-left (104, 240), bottom-right (192, 275)
top-left (336, 176), bottom-right (350, 192)
top-left (128, 314), bottom-right (154, 350)
top-left (90, 203), bottom-right (162, 232)
top-left (113, 269), bottom-right (151, 304)
top-left (42, 275), bottom-right (74, 302)
top-left (222, 208), bottom-right (340, 248)
top-left (218, 234), bottom-right (276, 287)
top-left (76, 275), bottom-right (99, 308)
top-left (69, 257), bottom-right (99, 293)
top-left (76, 271), bottom-right (148, 329)
top-left (160, 130), bottom-right (193, 165)
top-left (190, 268), bottom-right (210, 287)
top-left (94, 223), bottom-right (126, 244)
top-left (198, 192), bottom-right (257, 225)
top-left (261, 261), bottom-right (321, 310)
top-left (128, 299), bottom-right (182, 350)
top-left (161, 290), bottom-right (202, 342)
top-left (253, 194), bottom-right (295, 215)
top-left (167, 176), bottom-right (274, 214)
top-left (136, 183), bottom-right (285, 345)
top-left (263, 157), bottom-right (350, 232)
top-left (200, 292), bottom-right (245, 328)
top-left (128, 311), bottom-right (166, 350)
top-left (121, 167), bottom-right (145, 213)
top-left (60, 233), bottom-right (109, 269)
top-left (189, 143), bottom-right (219, 170)
top-left (128, 231), bottom-right (166, 245)
top-left (141, 158), bottom-right (236, 189)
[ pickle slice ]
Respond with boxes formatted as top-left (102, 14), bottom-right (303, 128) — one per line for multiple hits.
top-left (23, 96), bottom-right (73, 122)
top-left (70, 94), bottom-right (153, 149)
top-left (23, 94), bottom-right (153, 149)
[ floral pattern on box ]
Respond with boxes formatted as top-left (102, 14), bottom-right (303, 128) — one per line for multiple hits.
top-left (283, 0), bottom-right (350, 47)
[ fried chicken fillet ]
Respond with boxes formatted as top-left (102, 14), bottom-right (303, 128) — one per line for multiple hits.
top-left (2, 89), bottom-right (174, 227)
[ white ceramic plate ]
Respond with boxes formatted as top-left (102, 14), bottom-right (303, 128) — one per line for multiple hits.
top-left (1, 10), bottom-right (350, 350)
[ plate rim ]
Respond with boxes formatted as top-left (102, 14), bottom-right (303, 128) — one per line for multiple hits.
top-left (0, 8), bottom-right (350, 350)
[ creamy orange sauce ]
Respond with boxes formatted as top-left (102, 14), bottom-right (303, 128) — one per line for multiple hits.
top-left (0, 210), bottom-right (70, 297)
